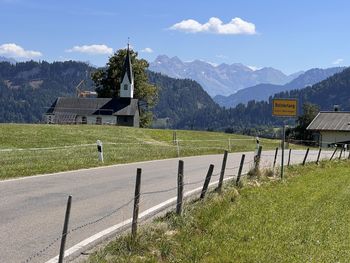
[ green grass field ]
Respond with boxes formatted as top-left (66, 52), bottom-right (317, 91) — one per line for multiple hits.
top-left (87, 160), bottom-right (350, 262)
top-left (0, 124), bottom-right (300, 179)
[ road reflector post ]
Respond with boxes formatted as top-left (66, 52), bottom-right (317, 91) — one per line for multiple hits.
top-left (273, 147), bottom-right (278, 169)
top-left (236, 154), bottom-right (245, 186)
top-left (330, 147), bottom-right (338, 161)
top-left (302, 148), bottom-right (309, 166)
top-left (176, 160), bottom-right (184, 215)
top-left (96, 140), bottom-right (103, 163)
top-left (316, 148), bottom-right (322, 165)
top-left (132, 168), bottom-right (142, 240)
top-left (58, 195), bottom-right (72, 263)
top-left (200, 164), bottom-right (214, 199)
top-left (217, 150), bottom-right (228, 193)
top-left (287, 149), bottom-right (292, 166)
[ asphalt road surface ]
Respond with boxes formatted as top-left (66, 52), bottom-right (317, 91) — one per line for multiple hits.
top-left (0, 149), bottom-right (337, 263)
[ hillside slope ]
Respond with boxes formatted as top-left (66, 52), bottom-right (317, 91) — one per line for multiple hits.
top-left (0, 60), bottom-right (95, 123)
top-left (148, 71), bottom-right (220, 128)
top-left (214, 67), bottom-right (345, 108)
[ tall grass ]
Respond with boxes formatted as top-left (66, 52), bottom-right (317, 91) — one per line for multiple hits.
top-left (87, 160), bottom-right (350, 262)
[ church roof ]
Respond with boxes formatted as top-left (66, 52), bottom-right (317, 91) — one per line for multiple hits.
top-left (46, 97), bottom-right (139, 116)
top-left (121, 46), bottom-right (134, 84)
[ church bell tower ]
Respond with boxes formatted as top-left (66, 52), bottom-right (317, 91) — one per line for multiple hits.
top-left (120, 43), bottom-right (134, 98)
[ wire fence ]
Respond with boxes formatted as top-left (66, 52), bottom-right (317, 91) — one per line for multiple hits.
top-left (18, 144), bottom-right (350, 263)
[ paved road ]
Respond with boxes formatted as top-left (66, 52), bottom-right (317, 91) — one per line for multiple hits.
top-left (0, 149), bottom-right (337, 263)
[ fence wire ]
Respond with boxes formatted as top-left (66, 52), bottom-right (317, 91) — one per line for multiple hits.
top-left (21, 147), bottom-right (349, 263)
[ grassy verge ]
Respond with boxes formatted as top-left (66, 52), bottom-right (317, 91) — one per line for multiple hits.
top-left (0, 124), bottom-right (303, 179)
top-left (87, 160), bottom-right (350, 262)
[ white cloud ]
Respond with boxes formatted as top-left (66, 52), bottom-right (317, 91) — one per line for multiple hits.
top-left (170, 17), bottom-right (256, 35)
top-left (332, 58), bottom-right (344, 65)
top-left (141, 47), bottom-right (153, 53)
top-left (66, 44), bottom-right (113, 55)
top-left (0, 43), bottom-right (42, 58)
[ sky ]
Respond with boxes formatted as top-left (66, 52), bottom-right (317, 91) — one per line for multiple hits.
top-left (0, 0), bottom-right (349, 74)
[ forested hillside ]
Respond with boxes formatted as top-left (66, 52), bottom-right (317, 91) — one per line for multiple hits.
top-left (0, 61), bottom-right (95, 122)
top-left (148, 72), bottom-right (220, 128)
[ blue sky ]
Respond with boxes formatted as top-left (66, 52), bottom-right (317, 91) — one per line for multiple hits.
top-left (0, 0), bottom-right (349, 74)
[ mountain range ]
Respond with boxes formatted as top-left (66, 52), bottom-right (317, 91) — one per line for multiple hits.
top-left (149, 55), bottom-right (301, 97)
top-left (214, 67), bottom-right (346, 108)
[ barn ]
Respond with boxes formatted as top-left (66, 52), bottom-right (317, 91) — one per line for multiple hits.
top-left (307, 111), bottom-right (350, 147)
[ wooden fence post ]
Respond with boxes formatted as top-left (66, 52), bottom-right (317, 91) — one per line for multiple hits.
top-left (131, 168), bottom-right (142, 240)
top-left (339, 145), bottom-right (344, 160)
top-left (200, 164), bottom-right (214, 199)
top-left (287, 149), bottom-right (292, 166)
top-left (236, 154), bottom-right (245, 186)
top-left (176, 139), bottom-right (180, 157)
top-left (176, 160), bottom-right (184, 215)
top-left (254, 146), bottom-right (262, 171)
top-left (217, 150), bottom-right (228, 193)
top-left (302, 148), bottom-right (309, 166)
top-left (316, 148), bottom-right (322, 165)
top-left (58, 195), bottom-right (72, 263)
top-left (330, 147), bottom-right (337, 161)
top-left (273, 147), bottom-right (278, 169)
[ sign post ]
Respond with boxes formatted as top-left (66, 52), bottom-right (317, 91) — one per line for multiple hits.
top-left (272, 99), bottom-right (297, 179)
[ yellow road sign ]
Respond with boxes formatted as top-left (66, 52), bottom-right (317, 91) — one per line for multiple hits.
top-left (272, 99), bottom-right (297, 117)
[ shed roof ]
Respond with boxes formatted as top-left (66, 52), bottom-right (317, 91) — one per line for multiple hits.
top-left (306, 112), bottom-right (350, 131)
top-left (46, 97), bottom-right (139, 116)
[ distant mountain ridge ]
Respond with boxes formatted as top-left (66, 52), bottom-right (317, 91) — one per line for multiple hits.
top-left (214, 67), bottom-right (346, 108)
top-left (149, 55), bottom-right (300, 97)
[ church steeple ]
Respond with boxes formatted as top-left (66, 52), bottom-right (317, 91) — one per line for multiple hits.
top-left (120, 41), bottom-right (134, 98)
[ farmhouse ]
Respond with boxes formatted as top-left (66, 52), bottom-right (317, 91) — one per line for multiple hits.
top-left (45, 45), bottom-right (139, 127)
top-left (307, 111), bottom-right (350, 147)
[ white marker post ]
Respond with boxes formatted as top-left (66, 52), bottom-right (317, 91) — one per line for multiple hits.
top-left (97, 140), bottom-right (104, 163)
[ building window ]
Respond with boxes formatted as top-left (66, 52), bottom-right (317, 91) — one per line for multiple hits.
top-left (96, 116), bottom-right (102, 125)
top-left (124, 117), bottom-right (128, 122)
top-left (82, 116), bottom-right (87, 124)
top-left (124, 84), bottom-right (128, 90)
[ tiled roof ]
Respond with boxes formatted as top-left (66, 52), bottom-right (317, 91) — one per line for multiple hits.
top-left (307, 112), bottom-right (350, 131)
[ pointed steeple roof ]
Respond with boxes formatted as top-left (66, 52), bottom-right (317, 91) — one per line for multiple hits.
top-left (121, 43), bottom-right (134, 84)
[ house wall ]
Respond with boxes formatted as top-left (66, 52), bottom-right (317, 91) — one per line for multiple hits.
top-left (86, 115), bottom-right (116, 125)
top-left (320, 131), bottom-right (350, 147)
top-left (117, 115), bottom-right (134, 126)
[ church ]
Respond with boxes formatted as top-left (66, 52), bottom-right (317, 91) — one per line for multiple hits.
top-left (45, 45), bottom-right (140, 127)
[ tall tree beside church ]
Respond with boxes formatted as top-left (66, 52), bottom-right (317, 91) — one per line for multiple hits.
top-left (92, 48), bottom-right (158, 127)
